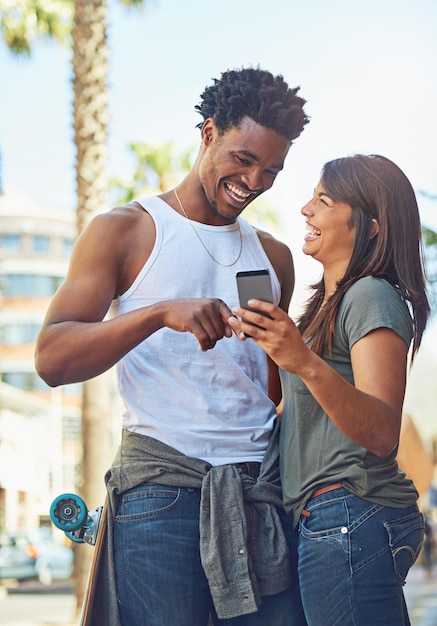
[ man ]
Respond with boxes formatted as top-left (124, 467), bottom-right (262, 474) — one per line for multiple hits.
top-left (36, 67), bottom-right (309, 626)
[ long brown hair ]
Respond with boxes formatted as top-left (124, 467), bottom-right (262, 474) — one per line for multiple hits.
top-left (298, 154), bottom-right (430, 361)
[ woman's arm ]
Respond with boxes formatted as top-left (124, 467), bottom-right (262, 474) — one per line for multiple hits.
top-left (256, 229), bottom-right (295, 406)
top-left (229, 301), bottom-right (408, 457)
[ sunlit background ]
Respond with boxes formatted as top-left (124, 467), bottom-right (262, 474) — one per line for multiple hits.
top-left (1, 0), bottom-right (436, 423)
top-left (0, 0), bottom-right (436, 516)
top-left (0, 3), bottom-right (436, 621)
top-left (2, 3), bottom-right (436, 283)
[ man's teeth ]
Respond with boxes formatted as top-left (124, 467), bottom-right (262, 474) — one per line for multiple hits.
top-left (226, 183), bottom-right (250, 201)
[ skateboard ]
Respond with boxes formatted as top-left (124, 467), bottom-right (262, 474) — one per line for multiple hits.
top-left (50, 493), bottom-right (107, 626)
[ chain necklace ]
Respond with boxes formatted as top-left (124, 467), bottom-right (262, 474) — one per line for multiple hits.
top-left (174, 188), bottom-right (243, 267)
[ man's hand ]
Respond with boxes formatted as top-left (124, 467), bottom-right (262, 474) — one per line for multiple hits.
top-left (159, 298), bottom-right (233, 351)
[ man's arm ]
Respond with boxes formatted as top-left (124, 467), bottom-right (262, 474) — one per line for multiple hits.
top-left (35, 206), bottom-right (233, 386)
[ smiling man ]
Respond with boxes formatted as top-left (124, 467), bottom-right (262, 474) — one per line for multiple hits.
top-left (35, 67), bottom-right (309, 626)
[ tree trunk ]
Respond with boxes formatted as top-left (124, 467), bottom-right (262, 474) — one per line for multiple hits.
top-left (72, 0), bottom-right (109, 230)
top-left (71, 0), bottom-right (111, 618)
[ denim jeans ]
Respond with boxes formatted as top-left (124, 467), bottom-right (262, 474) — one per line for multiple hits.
top-left (114, 483), bottom-right (306, 626)
top-left (297, 487), bottom-right (424, 626)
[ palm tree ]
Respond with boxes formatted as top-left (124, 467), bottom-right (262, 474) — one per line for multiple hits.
top-left (0, 0), bottom-right (72, 53)
top-left (111, 140), bottom-right (196, 201)
top-left (1, 0), bottom-right (149, 618)
top-left (111, 139), bottom-right (283, 234)
top-left (70, 2), bottom-right (113, 612)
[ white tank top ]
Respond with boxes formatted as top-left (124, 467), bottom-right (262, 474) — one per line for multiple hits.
top-left (113, 196), bottom-right (281, 465)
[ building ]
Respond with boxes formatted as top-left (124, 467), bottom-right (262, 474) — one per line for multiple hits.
top-left (0, 185), bottom-right (81, 530)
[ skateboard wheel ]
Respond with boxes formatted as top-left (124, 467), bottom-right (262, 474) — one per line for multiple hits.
top-left (50, 493), bottom-right (87, 531)
top-left (65, 530), bottom-right (85, 544)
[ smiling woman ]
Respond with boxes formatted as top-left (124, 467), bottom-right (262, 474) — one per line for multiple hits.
top-left (300, 182), bottom-right (357, 282)
top-left (228, 153), bottom-right (431, 626)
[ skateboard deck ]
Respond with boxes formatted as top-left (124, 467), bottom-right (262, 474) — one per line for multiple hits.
top-left (50, 493), bottom-right (107, 626)
top-left (79, 500), bottom-right (108, 626)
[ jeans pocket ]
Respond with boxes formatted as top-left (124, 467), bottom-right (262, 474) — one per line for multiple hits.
top-left (116, 484), bottom-right (181, 521)
top-left (384, 510), bottom-right (424, 583)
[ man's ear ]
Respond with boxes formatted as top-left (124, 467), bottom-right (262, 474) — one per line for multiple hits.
top-left (201, 118), bottom-right (216, 146)
top-left (370, 218), bottom-right (379, 239)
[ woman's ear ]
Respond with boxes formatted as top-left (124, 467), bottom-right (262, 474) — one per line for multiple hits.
top-left (370, 218), bottom-right (379, 239)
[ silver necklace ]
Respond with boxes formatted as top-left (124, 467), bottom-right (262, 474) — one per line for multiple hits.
top-left (174, 188), bottom-right (243, 267)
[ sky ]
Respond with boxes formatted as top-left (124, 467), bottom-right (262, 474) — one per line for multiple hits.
top-left (1, 2), bottom-right (436, 238)
top-left (1, 1), bottom-right (436, 349)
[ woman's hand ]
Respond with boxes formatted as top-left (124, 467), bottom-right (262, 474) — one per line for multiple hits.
top-left (229, 299), bottom-right (310, 375)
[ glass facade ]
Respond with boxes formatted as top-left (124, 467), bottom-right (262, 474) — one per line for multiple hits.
top-left (2, 323), bottom-right (42, 346)
top-left (1, 234), bottom-right (21, 252)
top-left (2, 274), bottom-right (64, 297)
top-left (32, 235), bottom-right (50, 253)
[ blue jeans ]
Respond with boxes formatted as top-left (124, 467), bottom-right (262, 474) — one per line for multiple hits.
top-left (297, 487), bottom-right (424, 626)
top-left (114, 484), bottom-right (306, 626)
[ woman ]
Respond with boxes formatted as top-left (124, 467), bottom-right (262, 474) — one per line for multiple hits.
top-left (228, 154), bottom-right (430, 625)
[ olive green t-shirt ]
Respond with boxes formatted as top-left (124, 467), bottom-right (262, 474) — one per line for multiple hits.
top-left (279, 277), bottom-right (418, 528)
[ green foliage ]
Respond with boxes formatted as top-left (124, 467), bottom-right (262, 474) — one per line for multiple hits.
top-left (423, 225), bottom-right (437, 311)
top-left (0, 0), bottom-right (147, 54)
top-left (0, 0), bottom-right (73, 54)
top-left (110, 140), bottom-right (283, 231)
top-left (419, 191), bottom-right (437, 312)
top-left (423, 225), bottom-right (437, 247)
top-left (118, 0), bottom-right (150, 6)
top-left (110, 141), bottom-right (196, 203)
top-left (243, 197), bottom-right (281, 231)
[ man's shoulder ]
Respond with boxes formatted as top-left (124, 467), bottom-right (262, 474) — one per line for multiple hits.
top-left (89, 201), bottom-right (152, 233)
top-left (109, 200), bottom-right (149, 219)
top-left (254, 227), bottom-right (292, 257)
top-left (80, 201), bottom-right (155, 264)
top-left (252, 227), bottom-right (294, 307)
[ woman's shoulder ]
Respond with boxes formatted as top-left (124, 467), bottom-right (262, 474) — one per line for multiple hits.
top-left (343, 276), bottom-right (406, 310)
top-left (339, 277), bottom-right (413, 345)
top-left (346, 276), bottom-right (396, 297)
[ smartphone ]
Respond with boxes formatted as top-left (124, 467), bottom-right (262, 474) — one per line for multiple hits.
top-left (236, 269), bottom-right (274, 335)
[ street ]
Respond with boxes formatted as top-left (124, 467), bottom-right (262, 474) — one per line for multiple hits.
top-left (0, 580), bottom-right (75, 625)
top-left (0, 567), bottom-right (436, 626)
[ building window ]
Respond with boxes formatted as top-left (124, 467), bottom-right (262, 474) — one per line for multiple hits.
top-left (2, 323), bottom-right (41, 345)
top-left (2, 274), bottom-right (63, 297)
top-left (63, 414), bottom-right (81, 440)
top-left (62, 239), bottom-right (74, 257)
top-left (33, 236), bottom-right (50, 253)
top-left (1, 234), bottom-right (21, 252)
top-left (1, 371), bottom-right (82, 396)
top-left (2, 371), bottom-right (52, 392)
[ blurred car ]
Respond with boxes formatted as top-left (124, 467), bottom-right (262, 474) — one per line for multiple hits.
top-left (0, 528), bottom-right (73, 585)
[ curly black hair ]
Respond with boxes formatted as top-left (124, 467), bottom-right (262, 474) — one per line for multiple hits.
top-left (195, 67), bottom-right (309, 142)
